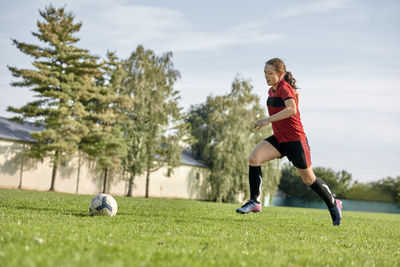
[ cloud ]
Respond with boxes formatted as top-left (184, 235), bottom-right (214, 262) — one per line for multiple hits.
top-left (1, 1), bottom-right (283, 56)
top-left (159, 23), bottom-right (282, 52)
top-left (279, 0), bottom-right (349, 17)
top-left (87, 5), bottom-right (187, 41)
top-left (0, 6), bottom-right (24, 22)
top-left (73, 3), bottom-right (282, 55)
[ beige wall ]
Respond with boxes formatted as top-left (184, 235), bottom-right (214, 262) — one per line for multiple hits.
top-left (0, 141), bottom-right (22, 188)
top-left (0, 139), bottom-right (209, 199)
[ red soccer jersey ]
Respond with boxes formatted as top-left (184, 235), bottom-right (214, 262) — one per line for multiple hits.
top-left (266, 80), bottom-right (306, 142)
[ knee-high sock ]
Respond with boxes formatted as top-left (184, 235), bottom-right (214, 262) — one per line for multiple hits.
top-left (249, 166), bottom-right (262, 203)
top-left (310, 177), bottom-right (336, 209)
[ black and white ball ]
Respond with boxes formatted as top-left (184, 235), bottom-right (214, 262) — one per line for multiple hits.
top-left (89, 193), bottom-right (118, 217)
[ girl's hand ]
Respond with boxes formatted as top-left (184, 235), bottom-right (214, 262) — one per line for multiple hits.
top-left (254, 118), bottom-right (271, 130)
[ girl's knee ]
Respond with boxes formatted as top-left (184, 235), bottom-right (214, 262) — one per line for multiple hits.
top-left (248, 155), bottom-right (260, 166)
top-left (297, 167), bottom-right (316, 186)
top-left (301, 175), bottom-right (315, 186)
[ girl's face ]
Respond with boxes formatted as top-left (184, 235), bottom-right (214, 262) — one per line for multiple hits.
top-left (264, 64), bottom-right (283, 89)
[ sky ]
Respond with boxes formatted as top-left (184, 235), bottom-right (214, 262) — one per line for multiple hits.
top-left (0, 0), bottom-right (399, 183)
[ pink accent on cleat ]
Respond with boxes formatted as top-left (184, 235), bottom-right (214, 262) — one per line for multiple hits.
top-left (329, 199), bottom-right (343, 226)
top-left (252, 204), bottom-right (262, 213)
top-left (336, 199), bottom-right (342, 219)
top-left (236, 199), bottom-right (262, 214)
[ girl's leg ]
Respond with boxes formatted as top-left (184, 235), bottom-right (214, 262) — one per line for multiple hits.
top-left (248, 140), bottom-right (281, 202)
top-left (297, 166), bottom-right (342, 226)
top-left (237, 140), bottom-right (281, 214)
top-left (297, 166), bottom-right (336, 209)
top-left (249, 140), bottom-right (281, 166)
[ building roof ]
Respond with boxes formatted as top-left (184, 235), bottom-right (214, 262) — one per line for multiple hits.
top-left (181, 149), bottom-right (207, 168)
top-left (0, 116), bottom-right (207, 168)
top-left (0, 117), bottom-right (43, 143)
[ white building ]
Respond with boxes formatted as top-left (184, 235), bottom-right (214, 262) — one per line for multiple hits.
top-left (0, 117), bottom-right (209, 199)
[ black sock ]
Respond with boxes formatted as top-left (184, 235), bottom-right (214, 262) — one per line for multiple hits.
top-left (310, 177), bottom-right (336, 209)
top-left (249, 166), bottom-right (262, 203)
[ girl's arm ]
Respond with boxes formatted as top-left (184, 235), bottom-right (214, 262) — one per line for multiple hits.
top-left (294, 89), bottom-right (299, 103)
top-left (254, 99), bottom-right (297, 130)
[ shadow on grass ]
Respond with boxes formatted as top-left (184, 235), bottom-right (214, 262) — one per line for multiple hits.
top-left (4, 204), bottom-right (258, 221)
top-left (5, 204), bottom-right (90, 217)
top-left (116, 210), bottom-right (251, 222)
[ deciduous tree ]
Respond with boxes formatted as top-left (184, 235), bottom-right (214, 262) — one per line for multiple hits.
top-left (121, 46), bottom-right (187, 197)
top-left (187, 76), bottom-right (280, 202)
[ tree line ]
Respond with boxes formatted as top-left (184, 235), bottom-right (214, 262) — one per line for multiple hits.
top-left (8, 6), bottom-right (187, 197)
top-left (279, 163), bottom-right (400, 205)
top-left (12, 5), bottom-right (395, 205)
top-left (6, 5), bottom-right (280, 202)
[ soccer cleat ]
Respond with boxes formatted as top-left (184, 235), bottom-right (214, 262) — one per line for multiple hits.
top-left (329, 199), bottom-right (342, 226)
top-left (236, 199), bottom-right (262, 214)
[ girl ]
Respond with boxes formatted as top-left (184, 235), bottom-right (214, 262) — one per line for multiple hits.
top-left (236, 58), bottom-right (342, 226)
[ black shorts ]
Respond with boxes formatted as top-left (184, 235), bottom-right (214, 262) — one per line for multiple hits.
top-left (264, 135), bottom-right (311, 169)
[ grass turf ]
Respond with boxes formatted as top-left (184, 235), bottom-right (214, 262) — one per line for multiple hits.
top-left (0, 189), bottom-right (399, 266)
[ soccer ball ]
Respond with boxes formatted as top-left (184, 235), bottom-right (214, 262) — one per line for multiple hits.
top-left (89, 193), bottom-right (118, 217)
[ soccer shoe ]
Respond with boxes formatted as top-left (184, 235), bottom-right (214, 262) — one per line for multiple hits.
top-left (329, 199), bottom-right (342, 226)
top-left (236, 199), bottom-right (262, 214)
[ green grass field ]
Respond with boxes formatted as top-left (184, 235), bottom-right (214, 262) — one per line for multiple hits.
top-left (0, 189), bottom-right (399, 267)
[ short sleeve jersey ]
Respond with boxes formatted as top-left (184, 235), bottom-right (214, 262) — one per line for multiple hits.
top-left (266, 80), bottom-right (306, 143)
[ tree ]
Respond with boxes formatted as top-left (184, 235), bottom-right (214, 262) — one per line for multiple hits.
top-left (280, 164), bottom-right (400, 204)
top-left (80, 52), bottom-right (127, 193)
top-left (262, 159), bottom-right (281, 204)
top-left (313, 167), bottom-right (352, 198)
top-left (371, 176), bottom-right (400, 204)
top-left (7, 5), bottom-right (101, 191)
top-left (342, 181), bottom-right (394, 203)
top-left (278, 163), bottom-right (314, 200)
top-left (358, 176), bottom-right (400, 204)
top-left (279, 164), bottom-right (352, 201)
top-left (187, 76), bottom-right (280, 203)
top-left (121, 45), bottom-right (187, 197)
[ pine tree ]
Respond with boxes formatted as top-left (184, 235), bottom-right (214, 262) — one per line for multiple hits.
top-left (80, 52), bottom-right (127, 193)
top-left (7, 5), bottom-right (101, 191)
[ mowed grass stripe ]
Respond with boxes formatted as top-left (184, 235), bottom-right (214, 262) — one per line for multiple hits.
top-left (0, 189), bottom-right (399, 266)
